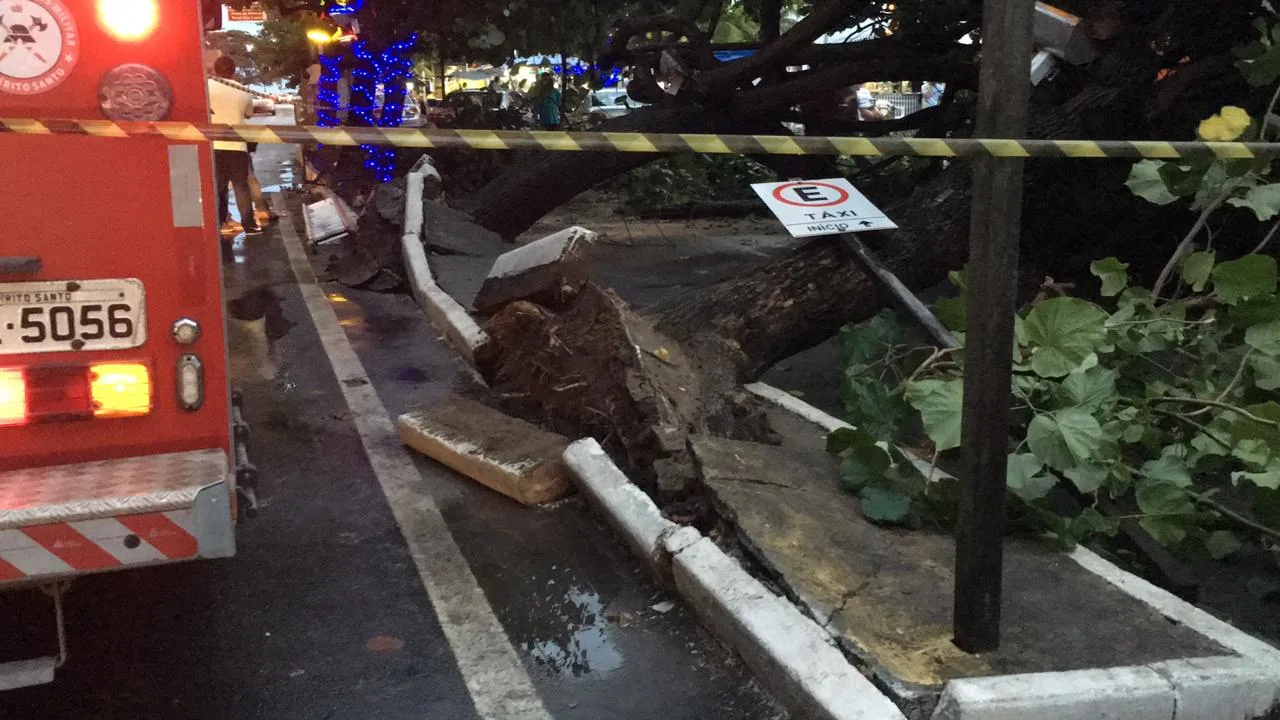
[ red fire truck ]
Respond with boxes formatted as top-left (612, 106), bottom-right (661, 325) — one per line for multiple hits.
top-left (0, 0), bottom-right (243, 689)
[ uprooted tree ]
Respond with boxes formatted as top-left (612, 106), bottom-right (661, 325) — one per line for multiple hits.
top-left (471, 0), bottom-right (1267, 497)
top-left (247, 0), bottom-right (1272, 503)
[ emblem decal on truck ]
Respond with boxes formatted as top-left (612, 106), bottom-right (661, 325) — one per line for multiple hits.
top-left (0, 0), bottom-right (78, 95)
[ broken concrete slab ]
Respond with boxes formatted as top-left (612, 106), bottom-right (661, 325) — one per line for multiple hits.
top-left (473, 226), bottom-right (596, 314)
top-left (690, 434), bottom-right (1229, 716)
top-left (397, 395), bottom-right (572, 505)
top-left (409, 154), bottom-right (443, 201)
top-left (422, 201), bottom-right (507, 258)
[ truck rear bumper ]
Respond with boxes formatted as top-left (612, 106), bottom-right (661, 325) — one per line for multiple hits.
top-left (0, 449), bottom-right (234, 588)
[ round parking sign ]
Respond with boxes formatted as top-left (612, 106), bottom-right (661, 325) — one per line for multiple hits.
top-left (0, 0), bottom-right (79, 95)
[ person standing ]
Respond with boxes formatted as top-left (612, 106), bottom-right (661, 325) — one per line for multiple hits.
top-left (533, 73), bottom-right (561, 130)
top-left (208, 56), bottom-right (262, 236)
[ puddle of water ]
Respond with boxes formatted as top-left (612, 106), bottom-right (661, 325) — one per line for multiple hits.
top-left (520, 584), bottom-right (624, 678)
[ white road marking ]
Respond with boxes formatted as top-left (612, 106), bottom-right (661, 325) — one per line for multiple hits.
top-left (270, 194), bottom-right (552, 720)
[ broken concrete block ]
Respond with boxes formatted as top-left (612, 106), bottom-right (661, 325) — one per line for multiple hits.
top-left (421, 202), bottom-right (507, 257)
top-left (410, 154), bottom-right (444, 201)
top-left (473, 226), bottom-right (597, 314)
top-left (397, 395), bottom-right (573, 505)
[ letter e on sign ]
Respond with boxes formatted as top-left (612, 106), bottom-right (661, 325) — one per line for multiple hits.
top-left (752, 177), bottom-right (898, 238)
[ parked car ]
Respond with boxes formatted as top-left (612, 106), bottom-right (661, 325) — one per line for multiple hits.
top-left (426, 90), bottom-right (523, 128)
top-left (589, 88), bottom-right (645, 119)
top-left (251, 97), bottom-right (276, 116)
top-left (400, 102), bottom-right (425, 128)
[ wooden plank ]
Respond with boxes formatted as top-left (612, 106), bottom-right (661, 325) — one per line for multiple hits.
top-left (954, 0), bottom-right (1037, 653)
top-left (397, 395), bottom-right (574, 506)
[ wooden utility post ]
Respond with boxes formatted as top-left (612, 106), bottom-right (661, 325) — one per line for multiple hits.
top-left (954, 0), bottom-right (1036, 653)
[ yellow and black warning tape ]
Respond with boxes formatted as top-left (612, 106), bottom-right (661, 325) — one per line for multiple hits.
top-left (2, 118), bottom-right (1277, 159)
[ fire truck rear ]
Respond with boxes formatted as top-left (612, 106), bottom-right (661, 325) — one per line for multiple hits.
top-left (0, 0), bottom-right (238, 689)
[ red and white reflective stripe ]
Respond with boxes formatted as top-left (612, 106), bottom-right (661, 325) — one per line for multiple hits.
top-left (0, 510), bottom-right (197, 583)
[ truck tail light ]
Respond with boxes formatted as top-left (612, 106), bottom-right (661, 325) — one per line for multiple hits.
top-left (0, 364), bottom-right (152, 427)
top-left (97, 0), bottom-right (160, 42)
top-left (90, 363), bottom-right (153, 418)
top-left (0, 370), bottom-right (26, 427)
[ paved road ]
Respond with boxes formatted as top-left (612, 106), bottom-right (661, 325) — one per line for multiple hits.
top-left (0, 146), bottom-right (784, 720)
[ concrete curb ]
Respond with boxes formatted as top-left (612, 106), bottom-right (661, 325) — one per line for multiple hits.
top-left (744, 382), bottom-right (1280, 720)
top-left (400, 167), bottom-right (489, 365)
top-left (563, 438), bottom-right (908, 720)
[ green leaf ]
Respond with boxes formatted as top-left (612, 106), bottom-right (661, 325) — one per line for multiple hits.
top-left (840, 376), bottom-right (909, 443)
top-left (1125, 160), bottom-right (1179, 205)
top-left (839, 311), bottom-right (904, 369)
top-left (1181, 251), bottom-right (1215, 293)
top-left (1027, 409), bottom-right (1104, 471)
top-left (1234, 469), bottom-right (1280, 489)
top-left (1232, 438), bottom-right (1272, 469)
top-left (1063, 367), bottom-right (1118, 412)
top-left (826, 426), bottom-right (877, 454)
top-left (1160, 161), bottom-right (1210, 197)
top-left (1090, 257), bottom-right (1129, 297)
top-left (1006, 453), bottom-right (1055, 502)
top-left (1022, 298), bottom-right (1110, 378)
top-left (1071, 508), bottom-right (1118, 539)
top-left (1250, 353), bottom-right (1280, 390)
top-left (1227, 184), bottom-right (1280, 221)
top-left (1253, 487), bottom-right (1280, 529)
top-left (1229, 402), bottom-right (1280, 449)
top-left (1206, 530), bottom-right (1243, 560)
top-left (1192, 162), bottom-right (1229, 211)
top-left (829, 427), bottom-right (893, 493)
top-left (1230, 295), bottom-right (1280, 328)
top-left (1065, 463), bottom-right (1110, 494)
top-left (904, 378), bottom-right (964, 452)
top-left (1136, 479), bottom-right (1195, 515)
top-left (859, 486), bottom-right (911, 524)
top-left (1140, 516), bottom-right (1188, 546)
top-left (1237, 43), bottom-right (1280, 87)
top-left (1141, 455), bottom-right (1193, 488)
top-left (932, 296), bottom-right (967, 332)
top-left (1246, 320), bottom-right (1280, 356)
top-left (1191, 432), bottom-right (1230, 458)
top-left (1211, 255), bottom-right (1278, 306)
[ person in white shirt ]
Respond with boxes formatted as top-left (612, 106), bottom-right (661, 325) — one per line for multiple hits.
top-left (208, 56), bottom-right (262, 235)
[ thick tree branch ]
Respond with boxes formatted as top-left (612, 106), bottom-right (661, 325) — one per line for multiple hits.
top-left (699, 0), bottom-right (871, 89)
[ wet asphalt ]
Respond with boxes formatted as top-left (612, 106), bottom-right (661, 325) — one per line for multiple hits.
top-left (0, 144), bottom-right (784, 719)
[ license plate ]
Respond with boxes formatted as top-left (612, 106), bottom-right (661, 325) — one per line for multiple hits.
top-left (0, 279), bottom-right (147, 355)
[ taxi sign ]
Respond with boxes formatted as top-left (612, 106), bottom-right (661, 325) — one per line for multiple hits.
top-left (751, 178), bottom-right (897, 237)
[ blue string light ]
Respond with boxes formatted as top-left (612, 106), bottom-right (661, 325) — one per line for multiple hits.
top-left (348, 34), bottom-right (418, 182)
top-left (316, 54), bottom-right (342, 128)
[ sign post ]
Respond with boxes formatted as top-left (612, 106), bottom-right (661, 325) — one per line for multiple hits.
top-left (953, 0), bottom-right (1037, 653)
top-left (752, 178), bottom-right (955, 348)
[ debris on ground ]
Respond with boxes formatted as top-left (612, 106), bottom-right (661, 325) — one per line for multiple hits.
top-left (473, 226), bottom-right (597, 314)
top-left (397, 394), bottom-right (574, 505)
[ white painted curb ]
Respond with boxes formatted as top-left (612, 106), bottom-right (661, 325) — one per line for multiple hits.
top-left (562, 439), bottom-right (677, 577)
top-left (745, 381), bottom-right (1280, 720)
top-left (401, 167), bottom-right (489, 365)
top-left (562, 438), bottom-right (908, 720)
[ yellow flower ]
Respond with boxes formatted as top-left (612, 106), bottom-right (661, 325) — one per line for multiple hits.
top-left (1198, 106), bottom-right (1252, 142)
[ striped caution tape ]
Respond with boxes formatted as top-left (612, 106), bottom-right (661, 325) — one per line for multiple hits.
top-left (2, 117), bottom-right (1277, 159)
